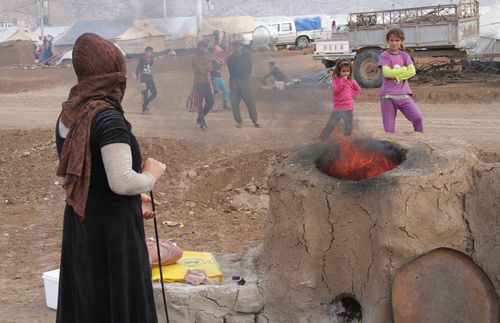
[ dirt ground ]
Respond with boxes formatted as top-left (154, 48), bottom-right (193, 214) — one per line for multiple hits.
top-left (0, 49), bottom-right (499, 322)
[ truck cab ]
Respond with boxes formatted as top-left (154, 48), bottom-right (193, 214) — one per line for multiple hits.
top-left (268, 20), bottom-right (297, 46)
top-left (258, 16), bottom-right (325, 48)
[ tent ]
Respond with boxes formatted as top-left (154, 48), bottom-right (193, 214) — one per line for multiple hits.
top-left (0, 27), bottom-right (36, 66)
top-left (0, 26), bottom-right (36, 43)
top-left (474, 3), bottom-right (500, 62)
top-left (144, 16), bottom-right (261, 49)
top-left (54, 18), bottom-right (166, 56)
top-left (32, 26), bottom-right (69, 40)
top-left (0, 40), bottom-right (35, 66)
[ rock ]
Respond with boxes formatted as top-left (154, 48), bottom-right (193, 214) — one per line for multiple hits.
top-left (392, 248), bottom-right (499, 323)
top-left (228, 204), bottom-right (239, 211)
top-left (203, 164), bottom-right (210, 168)
top-left (245, 184), bottom-right (257, 194)
top-left (234, 188), bottom-right (242, 194)
top-left (155, 285), bottom-right (240, 323)
top-left (255, 314), bottom-right (270, 323)
top-left (224, 184), bottom-right (233, 191)
top-left (225, 313), bottom-right (256, 323)
top-left (194, 311), bottom-right (224, 323)
top-left (234, 285), bottom-right (265, 313)
top-left (186, 170), bottom-right (198, 178)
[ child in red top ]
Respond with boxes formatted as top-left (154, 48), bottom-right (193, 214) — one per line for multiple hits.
top-left (320, 60), bottom-right (361, 140)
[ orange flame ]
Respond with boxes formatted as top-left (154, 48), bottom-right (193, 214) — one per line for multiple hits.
top-left (323, 130), bottom-right (400, 181)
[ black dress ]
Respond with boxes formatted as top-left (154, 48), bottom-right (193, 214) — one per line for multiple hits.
top-left (55, 108), bottom-right (157, 323)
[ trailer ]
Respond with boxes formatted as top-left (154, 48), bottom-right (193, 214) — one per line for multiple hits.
top-left (313, 1), bottom-right (480, 87)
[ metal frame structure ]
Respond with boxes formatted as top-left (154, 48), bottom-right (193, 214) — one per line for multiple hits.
top-left (348, 1), bottom-right (479, 29)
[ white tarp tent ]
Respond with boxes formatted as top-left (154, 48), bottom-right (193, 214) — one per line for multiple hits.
top-left (32, 26), bottom-right (69, 40)
top-left (145, 16), bottom-right (261, 49)
top-left (54, 18), bottom-right (166, 55)
top-left (0, 26), bottom-right (36, 43)
top-left (474, 3), bottom-right (500, 61)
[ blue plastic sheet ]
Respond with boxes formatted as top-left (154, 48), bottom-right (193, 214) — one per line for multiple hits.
top-left (294, 16), bottom-right (321, 31)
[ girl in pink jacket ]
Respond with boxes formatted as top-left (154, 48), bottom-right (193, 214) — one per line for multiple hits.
top-left (319, 59), bottom-right (361, 140)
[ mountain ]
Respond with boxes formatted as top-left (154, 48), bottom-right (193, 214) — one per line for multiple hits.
top-left (0, 0), bottom-right (495, 27)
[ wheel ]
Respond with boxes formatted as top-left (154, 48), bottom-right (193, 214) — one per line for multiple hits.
top-left (353, 49), bottom-right (382, 88)
top-left (296, 36), bottom-right (310, 48)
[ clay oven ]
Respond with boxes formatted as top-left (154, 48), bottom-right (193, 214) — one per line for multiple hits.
top-left (257, 138), bottom-right (500, 322)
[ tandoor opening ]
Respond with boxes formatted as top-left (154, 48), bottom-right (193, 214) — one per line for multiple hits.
top-left (316, 136), bottom-right (406, 181)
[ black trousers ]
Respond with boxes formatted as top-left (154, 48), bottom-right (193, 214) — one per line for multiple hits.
top-left (195, 82), bottom-right (214, 124)
top-left (141, 76), bottom-right (157, 110)
top-left (320, 110), bottom-right (353, 140)
top-left (229, 78), bottom-right (258, 124)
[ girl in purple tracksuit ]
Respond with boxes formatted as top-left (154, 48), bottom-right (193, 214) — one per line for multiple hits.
top-left (377, 28), bottom-right (424, 133)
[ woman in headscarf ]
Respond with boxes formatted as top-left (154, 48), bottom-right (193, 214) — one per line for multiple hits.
top-left (55, 33), bottom-right (165, 323)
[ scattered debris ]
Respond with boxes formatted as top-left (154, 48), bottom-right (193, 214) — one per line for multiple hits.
top-left (415, 59), bottom-right (499, 85)
top-left (162, 221), bottom-right (185, 228)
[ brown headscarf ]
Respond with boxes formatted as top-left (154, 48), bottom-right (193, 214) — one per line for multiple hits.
top-left (56, 33), bottom-right (127, 219)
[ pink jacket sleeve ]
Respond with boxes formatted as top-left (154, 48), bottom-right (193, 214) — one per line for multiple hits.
top-left (350, 79), bottom-right (361, 97)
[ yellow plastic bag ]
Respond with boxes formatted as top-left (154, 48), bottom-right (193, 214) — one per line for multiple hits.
top-left (151, 251), bottom-right (223, 284)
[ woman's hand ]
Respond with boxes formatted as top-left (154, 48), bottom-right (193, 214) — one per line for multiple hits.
top-left (141, 193), bottom-right (160, 220)
top-left (142, 158), bottom-right (166, 181)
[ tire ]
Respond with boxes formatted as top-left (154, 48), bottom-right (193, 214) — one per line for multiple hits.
top-left (353, 49), bottom-right (383, 88)
top-left (296, 36), bottom-right (309, 48)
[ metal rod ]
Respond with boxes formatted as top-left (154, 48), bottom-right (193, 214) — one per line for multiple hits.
top-left (150, 190), bottom-right (170, 323)
top-left (40, 0), bottom-right (44, 37)
top-left (196, 0), bottom-right (203, 42)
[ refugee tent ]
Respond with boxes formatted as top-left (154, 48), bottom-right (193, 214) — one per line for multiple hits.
top-left (54, 18), bottom-right (166, 56)
top-left (144, 16), bottom-right (260, 49)
top-left (206, 16), bottom-right (261, 44)
top-left (0, 27), bottom-right (37, 66)
top-left (0, 26), bottom-right (36, 43)
top-left (32, 26), bottom-right (69, 40)
top-left (0, 40), bottom-right (35, 66)
top-left (474, 2), bottom-right (500, 62)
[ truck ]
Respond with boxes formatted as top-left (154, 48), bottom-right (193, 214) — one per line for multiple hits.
top-left (258, 16), bottom-right (328, 48)
top-left (313, 1), bottom-right (480, 88)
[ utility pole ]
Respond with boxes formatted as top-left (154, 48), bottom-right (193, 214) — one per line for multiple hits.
top-left (38, 0), bottom-right (44, 37)
top-left (196, 0), bottom-right (203, 42)
top-left (163, 0), bottom-right (167, 18)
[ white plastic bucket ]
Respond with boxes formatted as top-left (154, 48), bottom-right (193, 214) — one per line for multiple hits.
top-left (42, 269), bottom-right (59, 310)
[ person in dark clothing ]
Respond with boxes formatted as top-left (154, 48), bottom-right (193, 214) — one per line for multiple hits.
top-left (226, 41), bottom-right (261, 128)
top-left (192, 40), bottom-right (214, 130)
top-left (55, 33), bottom-right (166, 323)
top-left (263, 61), bottom-right (288, 83)
top-left (135, 46), bottom-right (157, 113)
